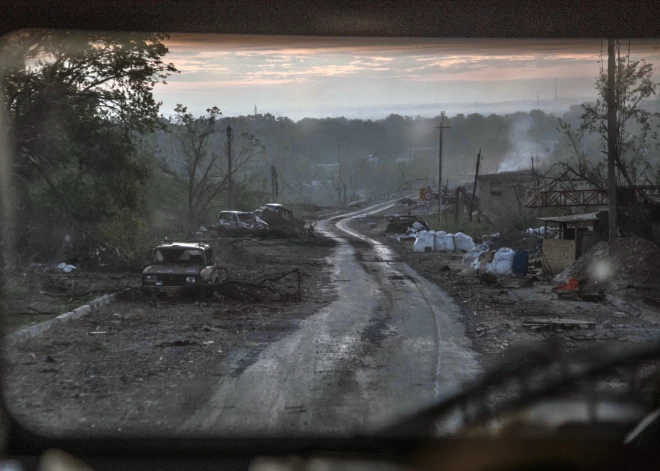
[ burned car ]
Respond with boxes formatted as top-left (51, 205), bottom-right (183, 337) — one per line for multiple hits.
top-left (142, 242), bottom-right (219, 294)
top-left (215, 210), bottom-right (269, 235)
top-left (384, 214), bottom-right (430, 233)
top-left (256, 203), bottom-right (303, 231)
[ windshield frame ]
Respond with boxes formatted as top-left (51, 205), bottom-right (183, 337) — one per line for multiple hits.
top-left (151, 248), bottom-right (206, 265)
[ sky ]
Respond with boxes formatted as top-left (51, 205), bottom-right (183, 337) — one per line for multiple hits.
top-left (154, 36), bottom-right (660, 120)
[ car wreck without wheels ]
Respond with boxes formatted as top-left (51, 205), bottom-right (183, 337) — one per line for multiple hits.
top-left (215, 211), bottom-right (269, 235)
top-left (384, 214), bottom-right (430, 233)
top-left (255, 203), bottom-right (305, 234)
top-left (142, 242), bottom-right (219, 295)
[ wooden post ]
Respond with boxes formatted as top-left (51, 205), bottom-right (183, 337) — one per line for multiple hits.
top-left (470, 149), bottom-right (481, 222)
top-left (227, 124), bottom-right (233, 209)
top-left (607, 38), bottom-right (618, 241)
top-left (435, 112), bottom-right (450, 220)
top-left (454, 186), bottom-right (461, 225)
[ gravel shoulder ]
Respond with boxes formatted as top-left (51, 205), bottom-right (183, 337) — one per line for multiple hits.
top-left (3, 236), bottom-right (337, 436)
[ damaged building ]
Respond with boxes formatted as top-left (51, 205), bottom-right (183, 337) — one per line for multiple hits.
top-left (477, 169), bottom-right (541, 221)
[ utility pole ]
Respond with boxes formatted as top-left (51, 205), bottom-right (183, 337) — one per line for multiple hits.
top-left (607, 38), bottom-right (618, 240)
top-left (271, 165), bottom-right (278, 201)
top-left (554, 77), bottom-right (557, 100)
top-left (470, 149), bottom-right (481, 222)
top-left (435, 112), bottom-right (450, 220)
top-left (227, 124), bottom-right (233, 209)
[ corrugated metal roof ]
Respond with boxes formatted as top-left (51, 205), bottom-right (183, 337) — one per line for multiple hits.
top-left (156, 242), bottom-right (211, 249)
top-left (537, 212), bottom-right (600, 223)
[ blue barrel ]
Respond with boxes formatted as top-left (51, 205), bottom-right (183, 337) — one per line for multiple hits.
top-left (512, 250), bottom-right (529, 275)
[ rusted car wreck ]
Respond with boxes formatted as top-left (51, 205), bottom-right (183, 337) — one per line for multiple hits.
top-left (142, 242), bottom-right (219, 294)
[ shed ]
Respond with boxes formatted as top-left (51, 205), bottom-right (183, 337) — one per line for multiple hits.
top-left (536, 212), bottom-right (601, 274)
top-left (477, 169), bottom-right (540, 219)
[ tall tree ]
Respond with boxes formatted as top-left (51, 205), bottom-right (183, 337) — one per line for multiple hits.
top-left (1, 30), bottom-right (177, 260)
top-left (166, 105), bottom-right (265, 230)
top-left (551, 41), bottom-right (660, 188)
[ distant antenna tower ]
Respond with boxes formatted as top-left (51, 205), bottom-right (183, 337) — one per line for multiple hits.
top-left (554, 77), bottom-right (557, 101)
top-left (254, 104), bottom-right (257, 115)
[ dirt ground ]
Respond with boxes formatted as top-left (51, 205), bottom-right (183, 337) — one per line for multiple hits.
top-left (346, 213), bottom-right (660, 373)
top-left (3, 235), bottom-right (337, 436)
top-left (4, 268), bottom-right (141, 332)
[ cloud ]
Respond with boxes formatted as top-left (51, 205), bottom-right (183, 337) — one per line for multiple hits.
top-left (247, 63), bottom-right (368, 78)
top-left (167, 35), bottom-right (660, 56)
top-left (156, 77), bottom-right (311, 90)
top-left (356, 56), bottom-right (394, 62)
top-left (158, 34), bottom-right (660, 100)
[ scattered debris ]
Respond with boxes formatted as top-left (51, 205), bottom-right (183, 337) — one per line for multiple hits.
top-left (385, 215), bottom-right (429, 233)
top-left (156, 339), bottom-right (199, 348)
top-left (522, 318), bottom-right (596, 330)
top-left (555, 236), bottom-right (660, 292)
top-left (553, 277), bottom-right (579, 293)
top-left (518, 276), bottom-right (539, 288)
top-left (479, 272), bottom-right (499, 286)
top-left (475, 322), bottom-right (511, 337)
top-left (569, 334), bottom-right (598, 341)
top-left (577, 291), bottom-right (605, 303)
top-left (57, 263), bottom-right (76, 273)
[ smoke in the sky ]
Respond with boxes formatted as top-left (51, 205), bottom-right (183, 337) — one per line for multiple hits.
top-left (497, 115), bottom-right (555, 173)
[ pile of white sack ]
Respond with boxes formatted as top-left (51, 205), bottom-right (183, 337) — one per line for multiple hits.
top-left (462, 243), bottom-right (489, 266)
top-left (487, 247), bottom-right (516, 275)
top-left (412, 230), bottom-right (475, 253)
top-left (466, 246), bottom-right (517, 276)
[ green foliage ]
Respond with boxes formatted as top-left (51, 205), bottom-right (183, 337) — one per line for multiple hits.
top-left (1, 30), bottom-right (177, 265)
top-left (97, 210), bottom-right (158, 270)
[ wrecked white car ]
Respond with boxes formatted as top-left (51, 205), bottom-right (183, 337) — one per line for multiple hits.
top-left (215, 210), bottom-right (269, 235)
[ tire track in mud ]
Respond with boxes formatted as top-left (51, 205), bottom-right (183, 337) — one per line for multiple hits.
top-left (335, 210), bottom-right (480, 405)
top-left (342, 233), bottom-right (445, 401)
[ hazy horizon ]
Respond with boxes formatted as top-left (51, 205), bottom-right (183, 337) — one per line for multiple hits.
top-left (153, 36), bottom-right (660, 120)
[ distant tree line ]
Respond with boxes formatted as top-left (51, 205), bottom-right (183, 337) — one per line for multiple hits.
top-left (3, 31), bottom-right (659, 267)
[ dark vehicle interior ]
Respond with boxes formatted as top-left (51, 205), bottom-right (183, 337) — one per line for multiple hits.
top-left (153, 249), bottom-right (206, 265)
top-left (3, 1), bottom-right (660, 470)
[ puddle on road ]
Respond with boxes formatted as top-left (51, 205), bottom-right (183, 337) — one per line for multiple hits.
top-left (388, 274), bottom-right (417, 284)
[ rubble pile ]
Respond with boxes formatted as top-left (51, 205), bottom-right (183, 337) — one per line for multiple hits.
top-left (556, 236), bottom-right (660, 291)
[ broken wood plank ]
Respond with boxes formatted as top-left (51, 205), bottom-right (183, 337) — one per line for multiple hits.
top-left (523, 318), bottom-right (596, 326)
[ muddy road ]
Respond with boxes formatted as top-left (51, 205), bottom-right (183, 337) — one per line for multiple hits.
top-left (181, 201), bottom-right (480, 436)
top-left (5, 200), bottom-right (480, 437)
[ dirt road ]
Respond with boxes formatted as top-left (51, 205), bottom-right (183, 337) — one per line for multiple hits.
top-left (6, 200), bottom-right (481, 437)
top-left (180, 201), bottom-right (480, 436)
